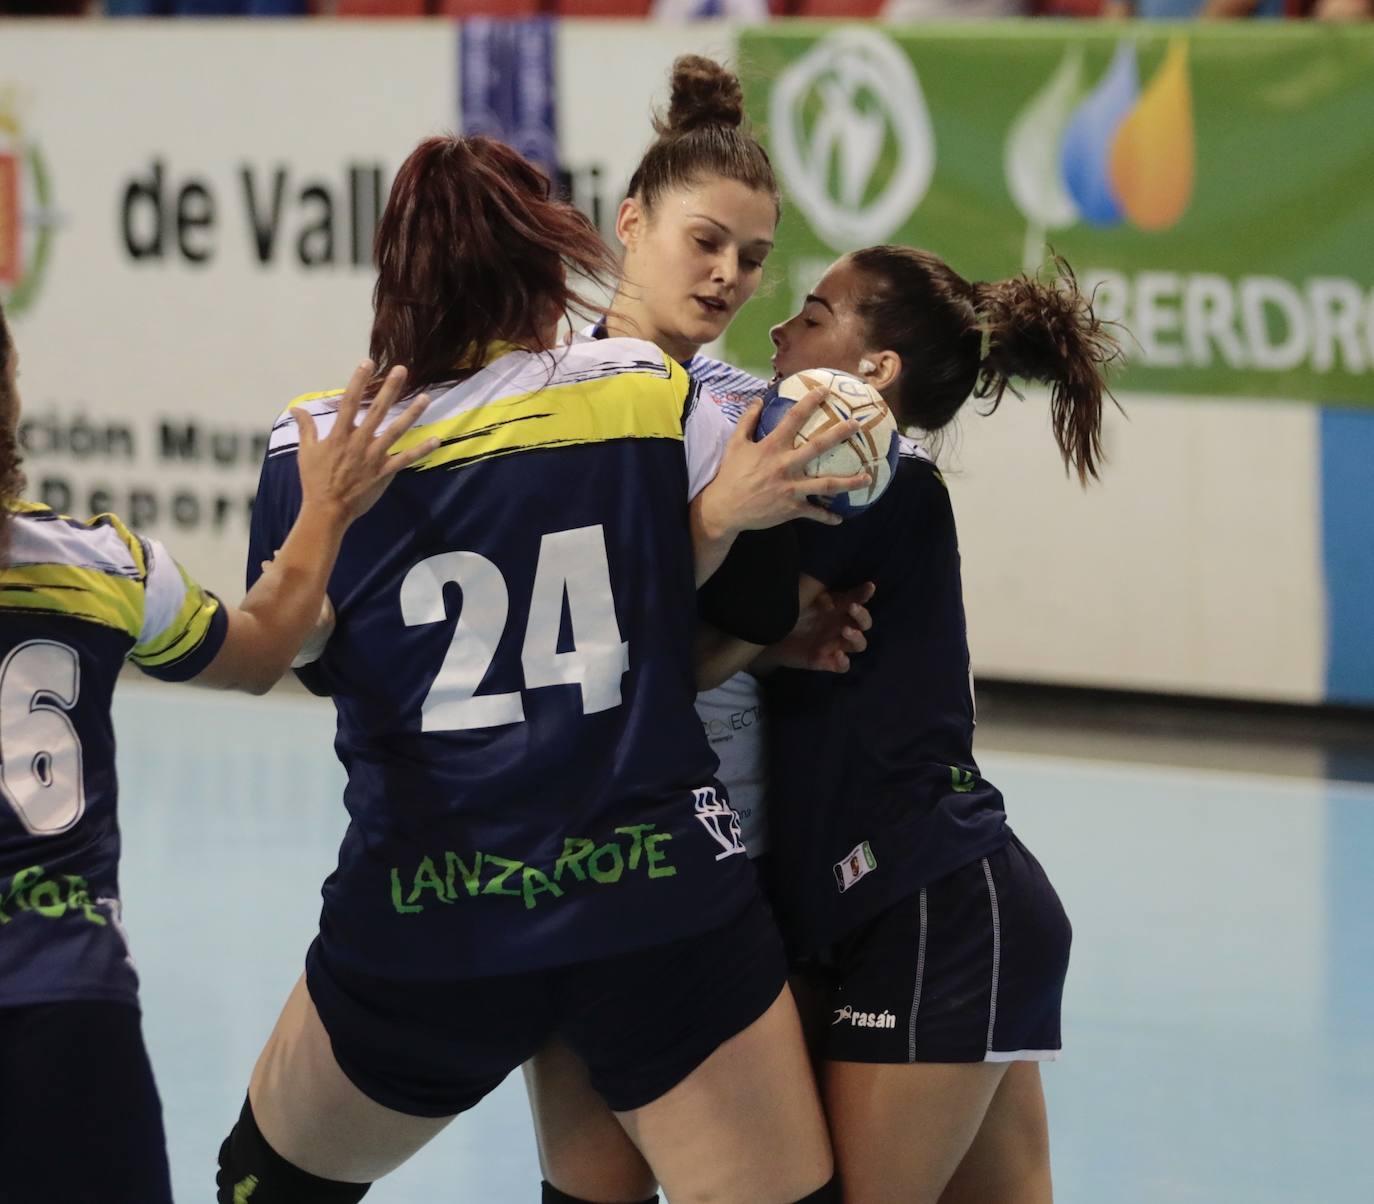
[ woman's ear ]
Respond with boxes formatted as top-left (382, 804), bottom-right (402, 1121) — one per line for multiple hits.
top-left (860, 350), bottom-right (902, 393)
top-left (615, 197), bottom-right (645, 253)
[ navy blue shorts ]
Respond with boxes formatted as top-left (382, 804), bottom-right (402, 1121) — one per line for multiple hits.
top-left (0, 1000), bottom-right (172, 1203)
top-left (797, 834), bottom-right (1071, 1064)
top-left (306, 891), bottom-right (788, 1116)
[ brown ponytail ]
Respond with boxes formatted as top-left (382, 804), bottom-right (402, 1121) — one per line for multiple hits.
top-left (848, 247), bottom-right (1121, 484)
top-left (0, 303), bottom-right (23, 561)
top-left (370, 135), bottom-right (620, 390)
top-left (973, 257), bottom-right (1121, 483)
top-left (626, 56), bottom-right (779, 217)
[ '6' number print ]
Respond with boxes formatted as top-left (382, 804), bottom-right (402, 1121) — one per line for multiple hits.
top-left (0, 640), bottom-right (86, 835)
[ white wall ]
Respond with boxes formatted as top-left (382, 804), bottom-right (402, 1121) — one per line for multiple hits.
top-left (950, 391), bottom-right (1327, 702)
top-left (3, 26), bottom-right (453, 597)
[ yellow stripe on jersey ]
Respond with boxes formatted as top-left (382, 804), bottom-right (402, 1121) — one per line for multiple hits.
top-left (129, 562), bottom-right (222, 669)
top-left (0, 563), bottom-right (143, 637)
top-left (98, 511), bottom-right (149, 578)
top-left (391, 361), bottom-right (691, 473)
top-left (277, 346), bottom-right (561, 421)
top-left (6, 503), bottom-right (147, 576)
top-left (6, 505), bottom-right (151, 577)
top-left (277, 387), bottom-right (346, 421)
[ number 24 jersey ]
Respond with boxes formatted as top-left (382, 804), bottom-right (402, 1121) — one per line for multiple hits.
top-left (249, 338), bottom-right (755, 979)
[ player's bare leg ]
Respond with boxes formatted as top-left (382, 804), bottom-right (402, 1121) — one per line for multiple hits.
top-left (615, 986), bottom-right (833, 1203)
top-left (940, 1062), bottom-right (1053, 1204)
top-left (524, 1039), bottom-right (659, 1202)
top-left (824, 1059), bottom-right (1009, 1204)
top-left (247, 975), bottom-right (453, 1183)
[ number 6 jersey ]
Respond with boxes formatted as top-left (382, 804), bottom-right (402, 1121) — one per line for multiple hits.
top-left (249, 338), bottom-right (755, 980)
top-left (0, 505), bottom-right (227, 1007)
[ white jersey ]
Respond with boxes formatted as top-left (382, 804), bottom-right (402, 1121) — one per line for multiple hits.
top-left (685, 352), bottom-right (771, 425)
top-left (684, 354), bottom-right (774, 857)
top-left (580, 328), bottom-right (776, 855)
top-left (696, 669), bottom-right (768, 855)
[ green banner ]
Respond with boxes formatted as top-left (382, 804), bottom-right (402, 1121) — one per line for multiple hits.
top-left (730, 23), bottom-right (1374, 406)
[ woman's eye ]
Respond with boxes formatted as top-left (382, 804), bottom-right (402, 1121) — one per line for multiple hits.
top-left (803, 318), bottom-right (820, 329)
top-left (694, 238), bottom-right (716, 253)
top-left (742, 259), bottom-right (764, 272)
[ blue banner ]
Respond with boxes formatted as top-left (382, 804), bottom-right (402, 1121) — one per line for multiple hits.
top-left (459, 18), bottom-right (560, 183)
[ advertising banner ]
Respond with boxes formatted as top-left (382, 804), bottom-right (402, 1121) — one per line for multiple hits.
top-left (0, 23), bottom-right (720, 601)
top-left (0, 21), bottom-right (1367, 705)
top-left (730, 23), bottom-right (1374, 408)
top-left (0, 27), bottom-right (454, 598)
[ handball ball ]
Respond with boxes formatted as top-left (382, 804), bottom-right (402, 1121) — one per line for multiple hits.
top-left (757, 369), bottom-right (900, 516)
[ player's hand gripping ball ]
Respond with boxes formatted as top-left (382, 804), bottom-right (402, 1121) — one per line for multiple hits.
top-left (757, 369), bottom-right (901, 516)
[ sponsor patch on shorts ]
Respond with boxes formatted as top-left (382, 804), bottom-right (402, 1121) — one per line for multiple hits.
top-left (833, 840), bottom-right (877, 893)
top-left (831, 1003), bottom-right (897, 1029)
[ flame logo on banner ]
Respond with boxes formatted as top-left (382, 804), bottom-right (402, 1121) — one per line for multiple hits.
top-left (1105, 41), bottom-right (1194, 231)
top-left (1006, 41), bottom-right (1194, 269)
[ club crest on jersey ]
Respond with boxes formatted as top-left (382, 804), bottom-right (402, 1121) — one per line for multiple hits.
top-left (834, 840), bottom-right (877, 893)
top-left (693, 786), bottom-right (746, 861)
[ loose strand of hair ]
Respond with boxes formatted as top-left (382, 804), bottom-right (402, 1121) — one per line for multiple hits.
top-left (973, 255), bottom-right (1124, 485)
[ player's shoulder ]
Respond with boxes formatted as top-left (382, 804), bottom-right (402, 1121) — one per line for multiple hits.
top-left (267, 342), bottom-right (687, 460)
top-left (555, 336), bottom-right (684, 394)
top-left (551, 338), bottom-right (695, 428)
top-left (896, 436), bottom-right (940, 479)
top-left (266, 378), bottom-right (450, 460)
top-left (4, 502), bottom-right (146, 579)
top-left (683, 354), bottom-right (769, 427)
top-left (686, 354), bottom-right (769, 403)
top-left (266, 386), bottom-right (347, 458)
top-left (891, 436), bottom-right (953, 518)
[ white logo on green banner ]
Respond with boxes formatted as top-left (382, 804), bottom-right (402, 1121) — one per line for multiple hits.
top-left (769, 28), bottom-right (934, 252)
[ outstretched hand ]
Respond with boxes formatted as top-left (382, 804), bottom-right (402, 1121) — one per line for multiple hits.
top-left (294, 361), bottom-right (438, 522)
top-left (700, 387), bottom-right (873, 536)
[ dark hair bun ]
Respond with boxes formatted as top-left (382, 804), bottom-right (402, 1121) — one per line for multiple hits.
top-left (654, 56), bottom-right (744, 136)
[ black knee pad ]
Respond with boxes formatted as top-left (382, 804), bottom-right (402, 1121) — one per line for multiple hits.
top-left (216, 1095), bottom-right (371, 1203)
top-left (791, 1174), bottom-right (841, 1204)
top-left (541, 1182), bottom-right (658, 1204)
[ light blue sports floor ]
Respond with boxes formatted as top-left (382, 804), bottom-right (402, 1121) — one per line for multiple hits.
top-left (112, 684), bottom-right (1374, 1203)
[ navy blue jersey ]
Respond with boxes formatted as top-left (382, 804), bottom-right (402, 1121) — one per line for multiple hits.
top-left (249, 339), bottom-right (756, 980)
top-left (765, 439), bottom-right (1009, 955)
top-left (0, 504), bottom-right (226, 1007)
top-left (580, 334), bottom-right (783, 855)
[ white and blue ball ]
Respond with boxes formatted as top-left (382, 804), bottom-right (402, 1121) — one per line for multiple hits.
top-left (757, 368), bottom-right (900, 516)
